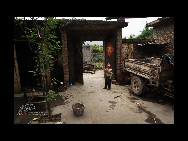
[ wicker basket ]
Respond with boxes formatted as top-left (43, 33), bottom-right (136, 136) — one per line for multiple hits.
top-left (72, 101), bottom-right (85, 117)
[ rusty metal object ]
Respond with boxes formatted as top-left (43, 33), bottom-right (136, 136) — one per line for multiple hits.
top-left (72, 101), bottom-right (85, 117)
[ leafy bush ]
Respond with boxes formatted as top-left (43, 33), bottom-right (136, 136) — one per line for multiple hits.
top-left (93, 56), bottom-right (103, 63)
top-left (94, 63), bottom-right (103, 69)
top-left (45, 90), bottom-right (58, 102)
top-left (93, 44), bottom-right (103, 53)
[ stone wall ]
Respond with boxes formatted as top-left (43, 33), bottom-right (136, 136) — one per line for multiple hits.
top-left (82, 45), bottom-right (93, 64)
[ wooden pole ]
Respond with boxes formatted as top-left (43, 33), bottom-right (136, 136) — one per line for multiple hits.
top-left (14, 43), bottom-right (21, 94)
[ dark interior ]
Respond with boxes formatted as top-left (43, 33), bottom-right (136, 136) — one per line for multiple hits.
top-left (15, 41), bottom-right (38, 89)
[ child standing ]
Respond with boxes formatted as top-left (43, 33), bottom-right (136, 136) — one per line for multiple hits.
top-left (103, 63), bottom-right (113, 90)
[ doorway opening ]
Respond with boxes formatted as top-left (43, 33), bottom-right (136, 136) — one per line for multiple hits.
top-left (83, 41), bottom-right (104, 68)
top-left (82, 41), bottom-right (105, 83)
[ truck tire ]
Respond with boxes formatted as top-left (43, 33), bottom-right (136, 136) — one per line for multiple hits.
top-left (131, 75), bottom-right (145, 96)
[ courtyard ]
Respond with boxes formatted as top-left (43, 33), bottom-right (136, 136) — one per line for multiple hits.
top-left (14, 70), bottom-right (173, 124)
top-left (14, 17), bottom-right (174, 124)
top-left (51, 70), bottom-right (174, 124)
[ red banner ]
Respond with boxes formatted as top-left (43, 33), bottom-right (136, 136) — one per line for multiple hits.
top-left (106, 42), bottom-right (114, 56)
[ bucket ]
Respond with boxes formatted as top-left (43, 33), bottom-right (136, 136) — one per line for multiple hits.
top-left (72, 101), bottom-right (85, 117)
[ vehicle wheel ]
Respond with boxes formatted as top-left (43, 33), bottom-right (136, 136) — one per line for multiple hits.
top-left (131, 75), bottom-right (145, 96)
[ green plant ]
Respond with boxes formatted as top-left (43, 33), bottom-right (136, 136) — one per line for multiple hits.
top-left (15, 17), bottom-right (75, 95)
top-left (93, 44), bottom-right (103, 53)
top-left (93, 56), bottom-right (103, 63)
top-left (135, 23), bottom-right (153, 39)
top-left (45, 90), bottom-right (58, 102)
top-left (14, 17), bottom-right (76, 121)
top-left (94, 62), bottom-right (103, 69)
top-left (50, 78), bottom-right (59, 87)
top-left (97, 56), bottom-right (103, 62)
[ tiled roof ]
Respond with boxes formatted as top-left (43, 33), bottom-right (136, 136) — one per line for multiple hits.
top-left (146, 17), bottom-right (174, 27)
top-left (61, 19), bottom-right (128, 27)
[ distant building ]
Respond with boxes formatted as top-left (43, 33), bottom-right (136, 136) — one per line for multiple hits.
top-left (82, 45), bottom-right (93, 64)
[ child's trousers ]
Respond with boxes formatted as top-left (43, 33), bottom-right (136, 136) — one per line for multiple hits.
top-left (105, 76), bottom-right (111, 89)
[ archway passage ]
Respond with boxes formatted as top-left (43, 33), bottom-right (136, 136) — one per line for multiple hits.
top-left (59, 19), bottom-right (128, 86)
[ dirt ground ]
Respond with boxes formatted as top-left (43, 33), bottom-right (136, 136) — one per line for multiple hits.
top-left (52, 70), bottom-right (174, 124)
top-left (14, 70), bottom-right (174, 124)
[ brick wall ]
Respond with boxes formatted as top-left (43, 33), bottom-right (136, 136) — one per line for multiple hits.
top-left (153, 22), bottom-right (174, 54)
top-left (61, 30), bottom-right (69, 87)
top-left (116, 28), bottom-right (122, 82)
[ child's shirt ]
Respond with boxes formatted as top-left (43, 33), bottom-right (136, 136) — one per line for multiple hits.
top-left (105, 68), bottom-right (113, 79)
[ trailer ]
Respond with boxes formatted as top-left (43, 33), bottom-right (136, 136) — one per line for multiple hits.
top-left (123, 54), bottom-right (174, 98)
